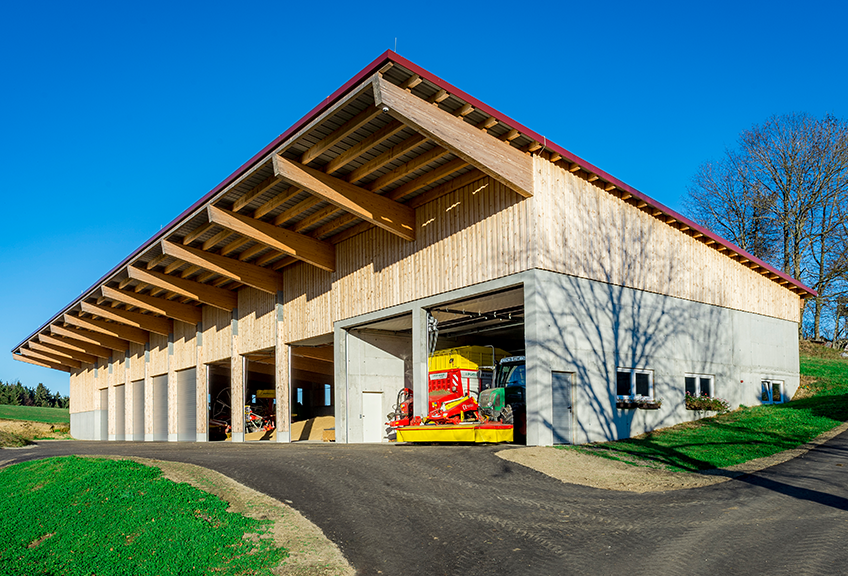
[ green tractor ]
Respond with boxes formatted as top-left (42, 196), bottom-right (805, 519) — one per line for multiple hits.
top-left (478, 356), bottom-right (526, 439)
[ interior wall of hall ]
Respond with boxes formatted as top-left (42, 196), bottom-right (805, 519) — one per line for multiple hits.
top-left (67, 155), bottom-right (802, 439)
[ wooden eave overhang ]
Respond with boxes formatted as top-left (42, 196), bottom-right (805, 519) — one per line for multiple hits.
top-left (12, 50), bottom-right (816, 371)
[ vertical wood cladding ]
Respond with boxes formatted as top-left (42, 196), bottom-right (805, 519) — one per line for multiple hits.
top-left (172, 320), bottom-right (197, 371)
top-left (202, 306), bottom-right (232, 364)
top-left (532, 157), bottom-right (801, 322)
top-left (149, 333), bottom-right (168, 377)
top-left (237, 287), bottom-right (275, 354)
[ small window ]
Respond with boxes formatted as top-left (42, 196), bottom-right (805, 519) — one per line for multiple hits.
top-left (685, 374), bottom-right (713, 397)
top-left (616, 368), bottom-right (653, 400)
top-left (761, 380), bottom-right (784, 404)
top-left (324, 384), bottom-right (332, 407)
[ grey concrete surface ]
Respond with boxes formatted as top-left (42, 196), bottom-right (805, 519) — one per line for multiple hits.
top-left (2, 432), bottom-right (846, 576)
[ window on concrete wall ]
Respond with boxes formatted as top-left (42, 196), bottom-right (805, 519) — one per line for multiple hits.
top-left (761, 380), bottom-right (784, 404)
top-left (685, 374), bottom-right (714, 398)
top-left (616, 368), bottom-right (653, 400)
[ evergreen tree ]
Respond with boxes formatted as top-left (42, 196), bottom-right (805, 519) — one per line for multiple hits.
top-left (34, 383), bottom-right (51, 407)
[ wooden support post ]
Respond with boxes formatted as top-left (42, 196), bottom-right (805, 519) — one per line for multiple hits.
top-left (230, 309), bottom-right (244, 442)
top-left (275, 291), bottom-right (290, 443)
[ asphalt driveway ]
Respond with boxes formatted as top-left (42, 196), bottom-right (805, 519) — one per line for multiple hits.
top-left (3, 433), bottom-right (847, 576)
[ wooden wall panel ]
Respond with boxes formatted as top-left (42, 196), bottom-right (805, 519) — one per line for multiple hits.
top-left (532, 157), bottom-right (801, 322)
top-left (172, 320), bottom-right (197, 371)
top-left (237, 287), bottom-right (276, 354)
top-left (129, 343), bottom-right (145, 381)
top-left (148, 333), bottom-right (168, 377)
top-left (202, 306), bottom-right (232, 363)
top-left (69, 367), bottom-right (95, 413)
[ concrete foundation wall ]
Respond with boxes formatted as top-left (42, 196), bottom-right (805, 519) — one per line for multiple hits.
top-left (525, 269), bottom-right (800, 445)
top-left (338, 329), bottom-right (411, 443)
top-left (70, 410), bottom-right (97, 440)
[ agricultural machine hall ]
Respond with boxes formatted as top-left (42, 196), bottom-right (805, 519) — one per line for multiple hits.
top-left (12, 52), bottom-right (814, 446)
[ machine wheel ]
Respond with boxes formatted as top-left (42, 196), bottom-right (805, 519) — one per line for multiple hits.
top-left (500, 404), bottom-right (515, 425)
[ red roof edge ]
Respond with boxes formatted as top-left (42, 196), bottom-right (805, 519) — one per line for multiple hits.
top-left (12, 51), bottom-right (814, 355)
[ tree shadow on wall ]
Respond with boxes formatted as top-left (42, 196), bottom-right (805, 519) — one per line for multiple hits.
top-left (528, 212), bottom-right (726, 444)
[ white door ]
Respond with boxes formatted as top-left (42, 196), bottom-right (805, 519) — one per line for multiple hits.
top-left (361, 392), bottom-right (384, 443)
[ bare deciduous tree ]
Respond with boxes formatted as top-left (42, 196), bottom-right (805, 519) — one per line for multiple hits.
top-left (685, 113), bottom-right (848, 339)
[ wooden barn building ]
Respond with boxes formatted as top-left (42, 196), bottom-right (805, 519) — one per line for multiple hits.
top-left (12, 52), bottom-right (815, 446)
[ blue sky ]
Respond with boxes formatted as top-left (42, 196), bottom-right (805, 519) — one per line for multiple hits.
top-left (2, 0), bottom-right (846, 396)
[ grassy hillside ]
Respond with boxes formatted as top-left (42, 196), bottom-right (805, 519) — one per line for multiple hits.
top-left (565, 342), bottom-right (848, 471)
top-left (0, 457), bottom-right (288, 575)
top-left (0, 405), bottom-right (70, 424)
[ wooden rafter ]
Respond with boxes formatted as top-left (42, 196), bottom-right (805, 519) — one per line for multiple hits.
top-left (101, 285), bottom-right (202, 325)
top-left (346, 133), bottom-right (427, 184)
top-left (29, 340), bottom-right (97, 365)
top-left (272, 197), bottom-right (323, 226)
top-left (50, 324), bottom-right (129, 352)
top-left (39, 332), bottom-right (113, 359)
top-left (387, 158), bottom-right (468, 201)
top-left (207, 206), bottom-right (336, 272)
top-left (373, 77), bottom-right (533, 198)
top-left (182, 222), bottom-right (215, 246)
top-left (233, 173), bottom-right (280, 212)
top-left (238, 243), bottom-right (266, 262)
top-left (273, 156), bottom-right (415, 241)
top-left (19, 347), bottom-right (81, 369)
top-left (162, 240), bottom-right (287, 294)
top-left (291, 346), bottom-right (334, 363)
top-left (13, 353), bottom-right (71, 373)
top-left (366, 146), bottom-right (449, 192)
top-left (254, 185), bottom-right (301, 219)
top-left (323, 120), bottom-right (405, 175)
top-left (80, 301), bottom-right (172, 336)
top-left (301, 107), bottom-right (382, 165)
top-left (64, 314), bottom-right (149, 345)
top-left (408, 169), bottom-right (486, 209)
top-left (202, 229), bottom-right (233, 251)
top-left (219, 236), bottom-right (250, 257)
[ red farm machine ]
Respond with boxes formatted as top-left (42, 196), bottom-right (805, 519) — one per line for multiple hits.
top-left (386, 346), bottom-right (525, 443)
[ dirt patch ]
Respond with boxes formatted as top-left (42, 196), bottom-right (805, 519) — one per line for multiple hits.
top-left (84, 455), bottom-right (353, 575)
top-left (243, 417), bottom-right (336, 442)
top-left (793, 374), bottom-right (818, 400)
top-left (497, 421), bottom-right (848, 493)
top-left (0, 420), bottom-right (69, 442)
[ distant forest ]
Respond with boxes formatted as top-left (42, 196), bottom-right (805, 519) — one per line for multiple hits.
top-left (0, 381), bottom-right (69, 409)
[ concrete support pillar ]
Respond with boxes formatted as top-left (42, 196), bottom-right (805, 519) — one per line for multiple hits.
top-left (524, 271), bottom-right (553, 447)
top-left (334, 325), bottom-right (348, 443)
top-left (411, 307), bottom-right (429, 418)
top-left (230, 309), bottom-right (245, 442)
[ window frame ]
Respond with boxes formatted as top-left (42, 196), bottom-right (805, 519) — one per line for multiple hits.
top-left (615, 368), bottom-right (654, 401)
top-left (761, 379), bottom-right (785, 404)
top-left (684, 373), bottom-right (714, 398)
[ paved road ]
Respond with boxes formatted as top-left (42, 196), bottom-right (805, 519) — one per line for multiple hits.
top-left (3, 434), bottom-right (847, 576)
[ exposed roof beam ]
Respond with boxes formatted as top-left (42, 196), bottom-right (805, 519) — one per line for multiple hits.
top-left (146, 253), bottom-right (167, 270)
top-left (233, 174), bottom-right (281, 212)
top-left (219, 236), bottom-right (250, 256)
top-left (50, 324), bottom-right (130, 352)
top-left (365, 146), bottom-right (449, 192)
top-left (29, 340), bottom-right (97, 365)
top-left (13, 353), bottom-right (72, 373)
top-left (291, 204), bottom-right (339, 234)
top-left (373, 77), bottom-right (533, 198)
top-left (386, 158), bottom-right (468, 201)
top-left (80, 301), bottom-right (173, 336)
top-left (207, 206), bottom-right (336, 272)
top-left (408, 169), bottom-right (486, 209)
top-left (238, 243), bottom-right (266, 262)
top-left (182, 222), bottom-right (215, 246)
top-left (19, 347), bottom-right (81, 369)
top-left (64, 314), bottom-right (149, 345)
top-left (254, 185), bottom-right (301, 219)
top-left (273, 156), bottom-right (415, 241)
top-left (162, 240), bottom-right (287, 294)
top-left (101, 285), bottom-right (202, 325)
top-left (346, 133), bottom-right (427, 184)
top-left (292, 356), bottom-right (335, 376)
top-left (39, 332), bottom-right (113, 359)
top-left (202, 229), bottom-right (233, 251)
top-left (323, 120), bottom-right (405, 175)
top-left (272, 197), bottom-right (323, 226)
top-left (301, 106), bottom-right (382, 165)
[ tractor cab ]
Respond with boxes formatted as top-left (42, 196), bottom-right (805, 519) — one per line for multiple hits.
top-left (478, 356), bottom-right (526, 439)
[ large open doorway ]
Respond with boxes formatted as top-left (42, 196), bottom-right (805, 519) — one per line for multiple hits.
top-left (207, 362), bottom-right (231, 441)
top-left (291, 343), bottom-right (334, 441)
top-left (243, 351), bottom-right (277, 442)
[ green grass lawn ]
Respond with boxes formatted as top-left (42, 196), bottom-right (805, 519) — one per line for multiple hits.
top-left (564, 344), bottom-right (848, 472)
top-left (0, 456), bottom-right (287, 575)
top-left (0, 405), bottom-right (70, 424)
